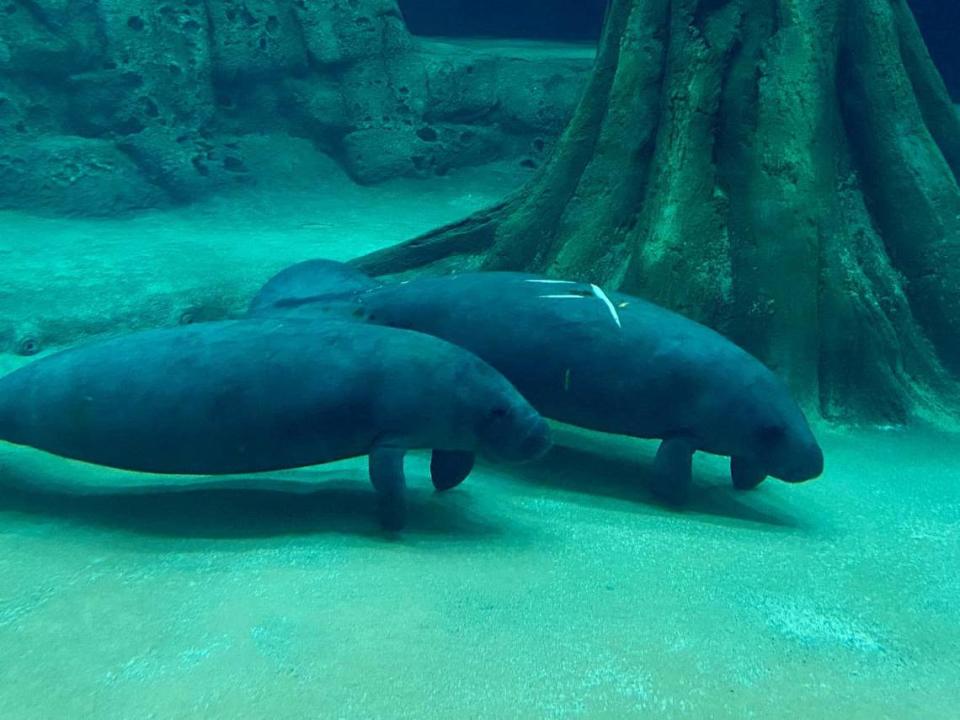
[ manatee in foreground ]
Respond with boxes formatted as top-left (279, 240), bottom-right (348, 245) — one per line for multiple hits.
top-left (250, 263), bottom-right (824, 502)
top-left (0, 319), bottom-right (552, 529)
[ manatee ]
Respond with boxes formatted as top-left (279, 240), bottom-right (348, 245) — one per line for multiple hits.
top-left (250, 263), bottom-right (824, 501)
top-left (251, 259), bottom-right (378, 312)
top-left (0, 318), bottom-right (552, 529)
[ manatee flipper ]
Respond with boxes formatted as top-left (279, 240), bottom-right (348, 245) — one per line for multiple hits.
top-left (368, 446), bottom-right (408, 531)
top-left (430, 450), bottom-right (475, 492)
top-left (731, 456), bottom-right (767, 491)
top-left (651, 437), bottom-right (695, 504)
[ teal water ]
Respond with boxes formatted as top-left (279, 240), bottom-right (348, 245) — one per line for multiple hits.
top-left (1, 2), bottom-right (960, 718)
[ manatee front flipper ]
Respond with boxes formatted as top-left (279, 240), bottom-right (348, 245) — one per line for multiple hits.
top-left (731, 456), bottom-right (767, 491)
top-left (368, 446), bottom-right (408, 531)
top-left (430, 450), bottom-right (475, 492)
top-left (651, 437), bottom-right (695, 504)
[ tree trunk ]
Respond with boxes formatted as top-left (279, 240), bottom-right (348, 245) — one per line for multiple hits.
top-left (351, 0), bottom-right (960, 424)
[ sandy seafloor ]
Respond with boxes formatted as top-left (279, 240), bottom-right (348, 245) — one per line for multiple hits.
top-left (0, 157), bottom-right (958, 719)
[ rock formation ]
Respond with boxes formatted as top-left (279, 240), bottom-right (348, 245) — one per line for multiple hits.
top-left (0, 0), bottom-right (590, 214)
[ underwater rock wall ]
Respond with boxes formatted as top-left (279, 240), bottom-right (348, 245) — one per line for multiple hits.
top-left (0, 0), bottom-right (589, 215)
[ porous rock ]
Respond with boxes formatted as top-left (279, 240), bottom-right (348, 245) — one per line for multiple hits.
top-left (0, 135), bottom-right (168, 216)
top-left (294, 0), bottom-right (412, 66)
top-left (207, 0), bottom-right (308, 81)
top-left (0, 0), bottom-right (590, 213)
top-left (0, 0), bottom-right (103, 77)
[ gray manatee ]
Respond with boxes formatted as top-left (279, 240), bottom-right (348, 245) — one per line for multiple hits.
top-left (249, 261), bottom-right (824, 501)
top-left (0, 318), bottom-right (552, 529)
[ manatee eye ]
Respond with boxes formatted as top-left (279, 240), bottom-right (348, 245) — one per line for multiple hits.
top-left (488, 406), bottom-right (509, 421)
top-left (757, 423), bottom-right (786, 446)
top-left (17, 337), bottom-right (40, 357)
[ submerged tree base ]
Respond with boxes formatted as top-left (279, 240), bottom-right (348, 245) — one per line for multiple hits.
top-left (351, 0), bottom-right (960, 424)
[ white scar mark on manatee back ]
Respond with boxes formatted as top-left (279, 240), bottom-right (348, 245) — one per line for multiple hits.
top-left (590, 284), bottom-right (622, 328)
top-left (525, 279), bottom-right (622, 329)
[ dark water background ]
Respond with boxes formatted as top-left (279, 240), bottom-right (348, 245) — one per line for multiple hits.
top-left (398, 0), bottom-right (959, 99)
top-left (907, 0), bottom-right (960, 99)
top-left (399, 0), bottom-right (606, 41)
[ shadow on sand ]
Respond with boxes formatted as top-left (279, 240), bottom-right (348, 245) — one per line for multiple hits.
top-left (0, 481), bottom-right (504, 542)
top-left (506, 443), bottom-right (809, 530)
top-left (0, 432), bottom-right (812, 540)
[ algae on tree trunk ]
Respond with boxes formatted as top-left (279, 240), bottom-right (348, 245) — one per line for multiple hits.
top-left (351, 0), bottom-right (960, 424)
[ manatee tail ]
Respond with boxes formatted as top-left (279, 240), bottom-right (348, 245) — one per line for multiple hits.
top-left (248, 259), bottom-right (381, 317)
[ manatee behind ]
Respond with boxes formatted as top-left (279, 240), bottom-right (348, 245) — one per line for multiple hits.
top-left (249, 259), bottom-right (380, 317)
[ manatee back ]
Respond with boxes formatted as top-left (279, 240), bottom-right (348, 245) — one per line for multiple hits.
top-left (355, 273), bottom-right (650, 427)
top-left (0, 321), bottom-right (385, 473)
top-left (249, 259), bottom-right (380, 317)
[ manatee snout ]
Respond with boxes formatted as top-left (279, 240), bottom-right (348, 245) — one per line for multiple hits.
top-left (515, 413), bottom-right (553, 461)
top-left (753, 420), bottom-right (824, 484)
top-left (477, 403), bottom-right (552, 464)
top-left (776, 440), bottom-right (824, 483)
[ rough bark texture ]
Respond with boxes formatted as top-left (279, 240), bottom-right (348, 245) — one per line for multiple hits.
top-left (352, 0), bottom-right (960, 424)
